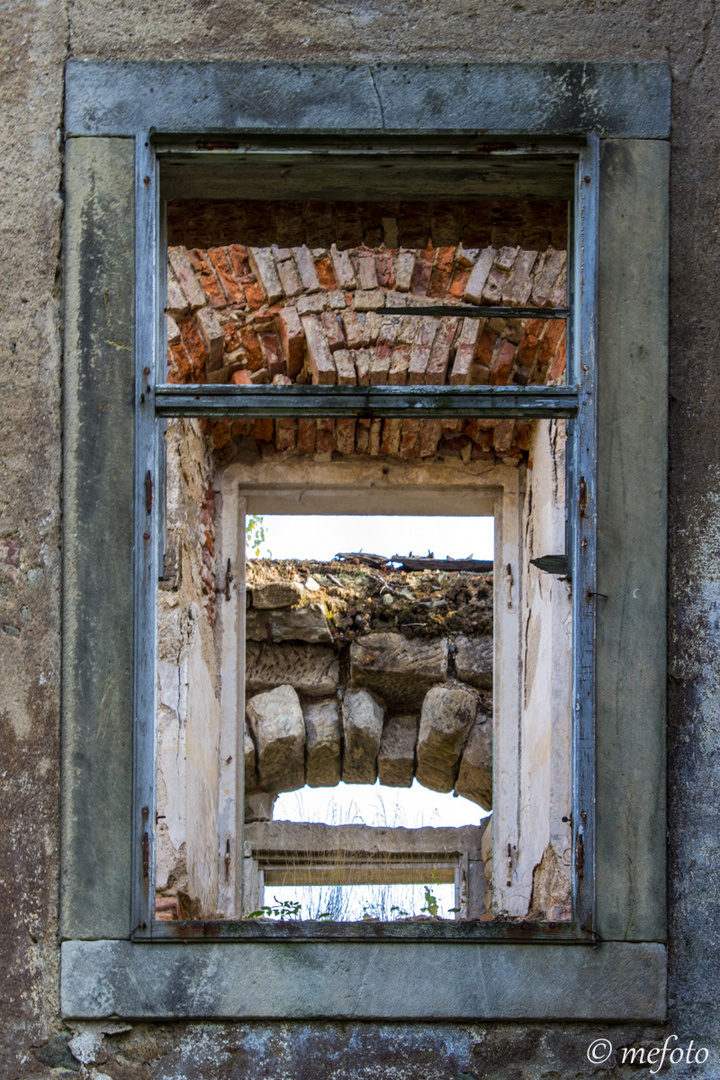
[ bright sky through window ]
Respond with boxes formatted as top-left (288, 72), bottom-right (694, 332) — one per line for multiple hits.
top-left (248, 514), bottom-right (494, 562)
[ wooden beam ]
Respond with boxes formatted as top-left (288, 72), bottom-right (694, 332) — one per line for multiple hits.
top-left (155, 384), bottom-right (579, 419)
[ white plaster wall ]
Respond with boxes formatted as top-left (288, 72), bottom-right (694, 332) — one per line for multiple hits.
top-left (516, 419), bottom-right (572, 916)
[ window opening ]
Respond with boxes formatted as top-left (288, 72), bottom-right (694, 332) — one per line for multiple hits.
top-left (141, 162), bottom-right (592, 941)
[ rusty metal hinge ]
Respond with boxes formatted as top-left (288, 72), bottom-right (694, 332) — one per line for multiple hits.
top-left (141, 805), bottom-right (150, 879)
top-left (575, 836), bottom-right (585, 878)
top-left (144, 470), bottom-right (153, 515)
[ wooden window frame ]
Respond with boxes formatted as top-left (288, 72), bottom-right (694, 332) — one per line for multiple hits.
top-left (60, 61), bottom-right (669, 1021)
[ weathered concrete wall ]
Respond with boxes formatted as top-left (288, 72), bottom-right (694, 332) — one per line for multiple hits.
top-left (2, 2), bottom-right (720, 1078)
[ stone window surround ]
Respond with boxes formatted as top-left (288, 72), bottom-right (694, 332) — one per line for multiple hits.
top-left (60, 61), bottom-right (669, 1021)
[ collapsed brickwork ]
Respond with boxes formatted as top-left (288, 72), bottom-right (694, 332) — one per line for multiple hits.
top-left (165, 199), bottom-right (567, 468)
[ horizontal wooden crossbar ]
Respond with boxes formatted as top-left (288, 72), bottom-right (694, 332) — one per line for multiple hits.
top-left (155, 384), bottom-right (578, 419)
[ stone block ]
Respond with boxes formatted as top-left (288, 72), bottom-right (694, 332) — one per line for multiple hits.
top-left (454, 635), bottom-right (493, 688)
top-left (416, 683), bottom-right (478, 792)
top-left (304, 698), bottom-right (342, 787)
top-left (246, 601), bottom-right (332, 643)
top-left (350, 632), bottom-right (448, 710)
top-left (244, 792), bottom-right (277, 821)
top-left (342, 688), bottom-right (385, 784)
top-left (246, 642), bottom-right (339, 698)
top-left (377, 713), bottom-right (418, 787)
top-left (251, 580), bottom-right (304, 609)
top-left (246, 684), bottom-right (305, 793)
top-left (455, 713), bottom-right (493, 810)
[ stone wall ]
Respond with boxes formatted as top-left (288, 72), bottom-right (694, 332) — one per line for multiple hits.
top-left (243, 559), bottom-right (494, 807)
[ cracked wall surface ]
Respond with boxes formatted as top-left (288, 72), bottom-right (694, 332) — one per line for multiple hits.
top-left (2, 0), bottom-right (720, 1076)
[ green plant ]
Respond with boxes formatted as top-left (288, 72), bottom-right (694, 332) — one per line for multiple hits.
top-left (246, 896), bottom-right (301, 921)
top-left (420, 885), bottom-right (440, 918)
top-left (246, 514), bottom-right (270, 558)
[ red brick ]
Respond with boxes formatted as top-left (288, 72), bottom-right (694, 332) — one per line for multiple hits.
top-left (399, 418), bottom-right (420, 458)
top-left (213, 421), bottom-right (230, 450)
top-left (177, 316), bottom-right (207, 377)
top-left (315, 256), bottom-right (337, 290)
top-left (168, 340), bottom-right (193, 382)
top-left (231, 370), bottom-right (252, 385)
top-left (279, 307), bottom-right (305, 378)
top-left (489, 339), bottom-right (516, 385)
top-left (356, 254), bottom-right (379, 290)
top-left (335, 418), bottom-right (356, 455)
top-left (251, 418), bottom-right (274, 442)
top-left (428, 265), bottom-right (452, 299)
top-left (514, 424), bottom-right (532, 451)
top-left (196, 306), bottom-right (225, 371)
top-left (334, 350), bottom-right (357, 385)
top-left (275, 418), bottom-right (297, 453)
top-left (342, 311), bottom-right (366, 349)
top-left (242, 275), bottom-right (266, 310)
top-left (355, 417), bottom-right (371, 454)
top-left (354, 348), bottom-right (371, 385)
top-left (167, 246), bottom-right (206, 310)
top-left (375, 252), bottom-right (394, 288)
top-left (296, 417), bottom-right (316, 454)
top-left (206, 247), bottom-right (247, 306)
top-left (419, 419), bottom-right (441, 458)
top-left (315, 418), bottom-right (335, 455)
top-left (448, 267), bottom-right (470, 299)
top-left (188, 249), bottom-right (226, 309)
top-left (240, 326), bottom-right (264, 371)
top-left (368, 418), bottom-right (383, 456)
top-left (516, 318), bottom-right (545, 368)
top-left (493, 419), bottom-right (515, 453)
top-left (389, 345), bottom-right (411, 385)
top-left (227, 244), bottom-right (251, 277)
top-left (450, 319), bottom-right (481, 385)
top-left (426, 317), bottom-right (459, 385)
top-left (231, 419), bottom-right (253, 437)
top-left (166, 267), bottom-right (190, 316)
top-left (321, 310), bottom-right (346, 352)
top-left (260, 332), bottom-right (286, 378)
top-left (410, 258), bottom-right (432, 296)
top-left (535, 321), bottom-right (566, 371)
top-left (476, 325), bottom-right (499, 367)
top-left (547, 338), bottom-right (567, 383)
top-left (221, 321), bottom-right (241, 353)
top-left (302, 314), bottom-right (337, 385)
top-left (381, 418), bottom-right (402, 456)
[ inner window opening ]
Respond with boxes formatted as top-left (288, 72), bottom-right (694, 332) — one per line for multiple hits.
top-left (243, 513), bottom-right (493, 922)
top-left (154, 192), bottom-right (573, 929)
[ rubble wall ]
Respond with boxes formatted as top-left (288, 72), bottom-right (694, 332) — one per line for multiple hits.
top-left (243, 559), bottom-right (494, 805)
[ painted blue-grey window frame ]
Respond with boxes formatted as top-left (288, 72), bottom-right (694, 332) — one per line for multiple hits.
top-left (61, 62), bottom-right (669, 1021)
